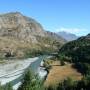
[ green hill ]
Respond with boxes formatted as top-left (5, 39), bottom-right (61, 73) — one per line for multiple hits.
top-left (58, 34), bottom-right (90, 63)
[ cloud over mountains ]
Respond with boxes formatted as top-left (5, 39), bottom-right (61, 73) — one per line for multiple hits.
top-left (55, 27), bottom-right (88, 36)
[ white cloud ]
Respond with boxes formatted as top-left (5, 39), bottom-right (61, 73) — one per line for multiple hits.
top-left (55, 27), bottom-right (89, 36)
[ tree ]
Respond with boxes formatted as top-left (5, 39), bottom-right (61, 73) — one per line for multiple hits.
top-left (18, 69), bottom-right (33, 90)
top-left (60, 60), bottom-right (65, 66)
top-left (4, 83), bottom-right (13, 90)
top-left (62, 77), bottom-right (74, 90)
top-left (0, 83), bottom-right (3, 90)
top-left (18, 69), bottom-right (45, 90)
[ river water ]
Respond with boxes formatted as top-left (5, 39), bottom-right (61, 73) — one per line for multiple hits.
top-left (11, 55), bottom-right (47, 90)
top-left (30, 55), bottom-right (47, 78)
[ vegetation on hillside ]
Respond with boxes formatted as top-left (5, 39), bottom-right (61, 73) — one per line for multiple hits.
top-left (58, 37), bottom-right (90, 63)
top-left (52, 34), bottom-right (90, 90)
top-left (57, 35), bottom-right (90, 75)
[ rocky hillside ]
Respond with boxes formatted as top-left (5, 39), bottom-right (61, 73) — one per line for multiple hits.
top-left (0, 12), bottom-right (66, 59)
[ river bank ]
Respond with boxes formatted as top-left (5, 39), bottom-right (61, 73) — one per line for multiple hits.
top-left (0, 57), bottom-right (39, 89)
top-left (0, 55), bottom-right (50, 90)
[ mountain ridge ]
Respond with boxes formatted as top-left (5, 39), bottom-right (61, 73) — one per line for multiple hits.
top-left (0, 12), bottom-right (66, 58)
top-left (57, 31), bottom-right (78, 41)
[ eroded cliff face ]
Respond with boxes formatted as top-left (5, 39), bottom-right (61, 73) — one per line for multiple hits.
top-left (0, 12), bottom-right (66, 58)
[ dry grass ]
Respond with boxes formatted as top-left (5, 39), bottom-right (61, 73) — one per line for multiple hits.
top-left (44, 61), bottom-right (83, 87)
top-left (0, 36), bottom-right (60, 59)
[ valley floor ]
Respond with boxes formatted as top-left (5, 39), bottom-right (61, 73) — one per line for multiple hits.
top-left (44, 61), bottom-right (83, 87)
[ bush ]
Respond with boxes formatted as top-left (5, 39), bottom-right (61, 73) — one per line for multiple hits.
top-left (18, 69), bottom-right (45, 90)
top-left (60, 60), bottom-right (65, 66)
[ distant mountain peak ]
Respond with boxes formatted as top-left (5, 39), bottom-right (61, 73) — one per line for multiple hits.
top-left (87, 33), bottom-right (90, 37)
top-left (57, 31), bottom-right (78, 41)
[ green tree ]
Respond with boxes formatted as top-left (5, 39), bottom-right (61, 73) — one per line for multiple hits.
top-left (0, 83), bottom-right (3, 90)
top-left (4, 83), bottom-right (13, 90)
top-left (18, 70), bottom-right (45, 90)
top-left (60, 60), bottom-right (65, 66)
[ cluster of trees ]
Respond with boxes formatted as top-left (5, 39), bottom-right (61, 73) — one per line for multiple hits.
top-left (24, 47), bottom-right (58, 58)
top-left (72, 62), bottom-right (90, 75)
top-left (24, 49), bottom-right (43, 58)
top-left (18, 70), bottom-right (45, 90)
top-left (59, 37), bottom-right (90, 63)
top-left (46, 76), bottom-right (90, 90)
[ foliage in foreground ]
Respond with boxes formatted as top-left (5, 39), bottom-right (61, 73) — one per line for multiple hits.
top-left (18, 68), bottom-right (90, 90)
top-left (46, 76), bottom-right (90, 90)
top-left (1, 72), bottom-right (90, 90)
top-left (18, 70), bottom-right (45, 90)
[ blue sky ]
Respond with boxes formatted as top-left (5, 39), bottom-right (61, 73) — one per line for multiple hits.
top-left (0, 0), bottom-right (90, 36)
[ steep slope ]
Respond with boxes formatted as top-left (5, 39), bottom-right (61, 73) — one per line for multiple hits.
top-left (57, 31), bottom-right (78, 41)
top-left (0, 12), bottom-right (45, 42)
top-left (59, 34), bottom-right (90, 63)
top-left (0, 12), bottom-right (66, 59)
